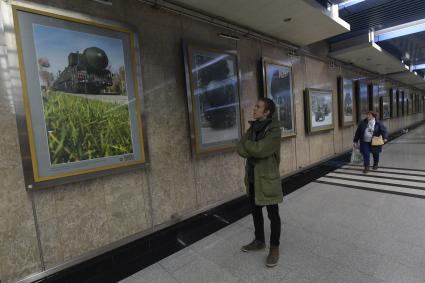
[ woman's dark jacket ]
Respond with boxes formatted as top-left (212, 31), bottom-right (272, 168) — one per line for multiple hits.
top-left (353, 119), bottom-right (388, 153)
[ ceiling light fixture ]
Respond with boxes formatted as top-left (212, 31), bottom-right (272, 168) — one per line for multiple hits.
top-left (90, 0), bottom-right (112, 5)
top-left (338, 0), bottom-right (366, 9)
top-left (412, 63), bottom-right (425, 70)
top-left (374, 19), bottom-right (425, 42)
top-left (218, 33), bottom-right (240, 41)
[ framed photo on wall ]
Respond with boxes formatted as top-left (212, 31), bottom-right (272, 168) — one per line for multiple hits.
top-left (368, 84), bottom-right (380, 114)
top-left (356, 80), bottom-right (369, 122)
top-left (421, 96), bottom-right (424, 113)
top-left (262, 58), bottom-right (296, 138)
top-left (408, 93), bottom-right (413, 115)
top-left (415, 94), bottom-right (419, 113)
top-left (183, 43), bottom-right (242, 157)
top-left (411, 93), bottom-right (415, 114)
top-left (304, 88), bottom-right (334, 133)
top-left (390, 88), bottom-right (397, 118)
top-left (404, 91), bottom-right (409, 115)
top-left (380, 97), bottom-right (390, 120)
top-left (12, 4), bottom-right (146, 186)
top-left (337, 77), bottom-right (354, 127)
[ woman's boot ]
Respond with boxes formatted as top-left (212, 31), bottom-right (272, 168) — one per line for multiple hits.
top-left (363, 165), bottom-right (370, 173)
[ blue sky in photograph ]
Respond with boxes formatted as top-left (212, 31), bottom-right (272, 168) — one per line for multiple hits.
top-left (32, 24), bottom-right (125, 75)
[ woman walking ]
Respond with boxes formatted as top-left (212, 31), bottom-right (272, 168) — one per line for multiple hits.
top-left (353, 111), bottom-right (388, 173)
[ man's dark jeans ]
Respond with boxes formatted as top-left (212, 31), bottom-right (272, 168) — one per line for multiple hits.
top-left (248, 183), bottom-right (281, 246)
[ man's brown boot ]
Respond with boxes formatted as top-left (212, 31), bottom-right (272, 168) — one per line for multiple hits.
top-left (241, 239), bottom-right (265, 252)
top-left (266, 245), bottom-right (279, 267)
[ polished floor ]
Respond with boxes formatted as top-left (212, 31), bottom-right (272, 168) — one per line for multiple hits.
top-left (122, 125), bottom-right (425, 283)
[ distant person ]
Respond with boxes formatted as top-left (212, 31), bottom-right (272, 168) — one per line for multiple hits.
top-left (353, 111), bottom-right (388, 173)
top-left (237, 97), bottom-right (282, 267)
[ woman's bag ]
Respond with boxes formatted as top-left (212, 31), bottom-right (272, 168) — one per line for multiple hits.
top-left (371, 135), bottom-right (384, 146)
top-left (351, 146), bottom-right (363, 164)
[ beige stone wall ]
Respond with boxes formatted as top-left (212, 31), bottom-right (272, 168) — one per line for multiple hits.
top-left (0, 1), bottom-right (424, 282)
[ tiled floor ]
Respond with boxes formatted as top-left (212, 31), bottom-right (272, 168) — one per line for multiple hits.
top-left (121, 125), bottom-right (425, 283)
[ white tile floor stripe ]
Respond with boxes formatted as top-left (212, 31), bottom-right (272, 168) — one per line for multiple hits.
top-left (326, 172), bottom-right (425, 188)
top-left (342, 165), bottom-right (425, 176)
top-left (334, 169), bottom-right (425, 181)
top-left (318, 177), bottom-right (425, 197)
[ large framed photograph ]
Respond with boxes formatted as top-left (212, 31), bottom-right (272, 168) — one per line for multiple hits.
top-left (401, 91), bottom-right (406, 116)
top-left (411, 95), bottom-right (413, 114)
top-left (380, 96), bottom-right (390, 120)
top-left (390, 88), bottom-right (397, 118)
top-left (415, 94), bottom-right (419, 113)
top-left (304, 89), bottom-right (334, 133)
top-left (356, 80), bottom-right (369, 122)
top-left (337, 77), bottom-right (354, 127)
top-left (12, 4), bottom-right (146, 186)
top-left (183, 43), bottom-right (242, 157)
top-left (262, 58), bottom-right (296, 138)
top-left (421, 96), bottom-right (424, 113)
top-left (408, 93), bottom-right (413, 115)
top-left (404, 91), bottom-right (409, 115)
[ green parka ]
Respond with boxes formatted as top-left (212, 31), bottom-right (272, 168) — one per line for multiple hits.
top-left (237, 118), bottom-right (283, 206)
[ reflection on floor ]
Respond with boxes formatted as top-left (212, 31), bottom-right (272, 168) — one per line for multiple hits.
top-left (122, 124), bottom-right (425, 283)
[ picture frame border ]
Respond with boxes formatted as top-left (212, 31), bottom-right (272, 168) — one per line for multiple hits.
top-left (262, 57), bottom-right (297, 139)
top-left (304, 88), bottom-right (334, 134)
top-left (389, 88), bottom-right (396, 118)
top-left (10, 3), bottom-right (147, 188)
top-left (355, 80), bottom-right (369, 123)
top-left (337, 76), bottom-right (354, 128)
top-left (380, 96), bottom-right (390, 120)
top-left (182, 41), bottom-right (244, 157)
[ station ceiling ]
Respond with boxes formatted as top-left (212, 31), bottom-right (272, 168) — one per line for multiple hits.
top-left (168, 0), bottom-right (350, 46)
top-left (329, 0), bottom-right (425, 89)
top-left (166, 0), bottom-right (425, 90)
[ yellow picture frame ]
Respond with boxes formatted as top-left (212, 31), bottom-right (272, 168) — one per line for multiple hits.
top-left (11, 3), bottom-right (146, 187)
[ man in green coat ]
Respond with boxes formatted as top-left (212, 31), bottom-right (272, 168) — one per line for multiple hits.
top-left (237, 97), bottom-right (282, 267)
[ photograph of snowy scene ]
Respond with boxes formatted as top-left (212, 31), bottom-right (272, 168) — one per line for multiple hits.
top-left (341, 78), bottom-right (353, 126)
top-left (305, 89), bottom-right (333, 133)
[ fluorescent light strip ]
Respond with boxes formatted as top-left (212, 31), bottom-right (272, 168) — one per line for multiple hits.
top-left (412, 63), bottom-right (425, 70)
top-left (375, 22), bottom-right (425, 42)
top-left (339, 0), bottom-right (366, 9)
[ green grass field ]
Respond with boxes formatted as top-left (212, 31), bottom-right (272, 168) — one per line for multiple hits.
top-left (42, 91), bottom-right (133, 165)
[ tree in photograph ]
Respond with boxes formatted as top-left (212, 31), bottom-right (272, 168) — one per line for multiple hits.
top-left (38, 57), bottom-right (54, 91)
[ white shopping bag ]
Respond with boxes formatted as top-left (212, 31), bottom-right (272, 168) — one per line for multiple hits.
top-left (350, 146), bottom-right (363, 164)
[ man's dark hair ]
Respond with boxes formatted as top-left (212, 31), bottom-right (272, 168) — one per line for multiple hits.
top-left (258, 97), bottom-right (276, 118)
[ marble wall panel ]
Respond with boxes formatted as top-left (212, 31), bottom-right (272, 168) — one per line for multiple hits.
top-left (38, 218), bottom-right (63, 268)
top-left (292, 56), bottom-right (310, 169)
top-left (0, 49), bottom-right (40, 281)
top-left (194, 155), bottom-right (226, 207)
top-left (280, 139), bottom-right (297, 175)
top-left (305, 57), bottom-right (336, 163)
top-left (339, 69), bottom-right (357, 151)
top-left (219, 152), bottom-right (246, 195)
top-left (0, 223), bottom-right (41, 283)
